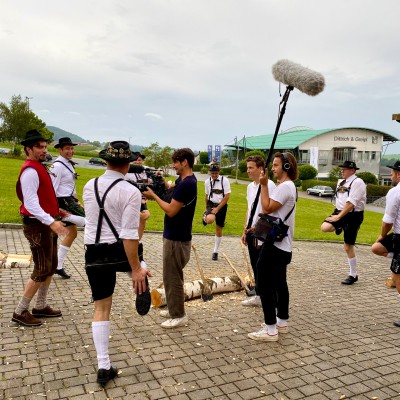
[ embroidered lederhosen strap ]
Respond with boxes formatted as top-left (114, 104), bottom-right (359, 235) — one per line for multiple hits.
top-left (94, 178), bottom-right (124, 244)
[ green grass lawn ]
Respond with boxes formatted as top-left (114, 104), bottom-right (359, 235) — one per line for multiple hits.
top-left (0, 157), bottom-right (383, 244)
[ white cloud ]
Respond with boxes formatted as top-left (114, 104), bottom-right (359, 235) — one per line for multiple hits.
top-left (144, 113), bottom-right (162, 120)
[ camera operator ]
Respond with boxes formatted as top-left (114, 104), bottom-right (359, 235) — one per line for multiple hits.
top-left (142, 148), bottom-right (197, 329)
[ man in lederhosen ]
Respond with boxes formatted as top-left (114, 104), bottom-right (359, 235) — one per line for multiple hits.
top-left (50, 137), bottom-right (85, 279)
top-left (321, 161), bottom-right (366, 285)
top-left (203, 163), bottom-right (231, 260)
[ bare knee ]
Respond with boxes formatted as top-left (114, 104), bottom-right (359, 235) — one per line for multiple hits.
top-left (371, 242), bottom-right (387, 257)
top-left (321, 222), bottom-right (334, 233)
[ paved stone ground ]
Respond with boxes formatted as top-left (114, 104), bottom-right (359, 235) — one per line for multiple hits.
top-left (1, 227), bottom-right (400, 400)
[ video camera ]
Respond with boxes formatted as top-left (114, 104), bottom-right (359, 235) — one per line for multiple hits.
top-left (127, 164), bottom-right (167, 198)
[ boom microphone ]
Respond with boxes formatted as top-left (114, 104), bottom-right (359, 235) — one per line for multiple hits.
top-left (272, 59), bottom-right (325, 96)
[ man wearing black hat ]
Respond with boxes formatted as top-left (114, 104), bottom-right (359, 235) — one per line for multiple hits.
top-left (372, 161), bottom-right (400, 325)
top-left (50, 137), bottom-right (85, 279)
top-left (203, 163), bottom-right (231, 260)
top-left (13, 129), bottom-right (69, 327)
top-left (321, 161), bottom-right (366, 284)
top-left (83, 141), bottom-right (150, 387)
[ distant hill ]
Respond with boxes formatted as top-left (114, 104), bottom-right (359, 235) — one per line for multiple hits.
top-left (47, 126), bottom-right (88, 144)
top-left (46, 126), bottom-right (143, 151)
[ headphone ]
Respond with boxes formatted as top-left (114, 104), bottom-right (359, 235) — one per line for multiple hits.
top-left (281, 152), bottom-right (291, 171)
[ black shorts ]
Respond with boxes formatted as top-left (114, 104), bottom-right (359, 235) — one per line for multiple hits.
top-left (325, 209), bottom-right (364, 245)
top-left (205, 201), bottom-right (228, 228)
top-left (85, 242), bottom-right (131, 301)
top-left (380, 233), bottom-right (394, 253)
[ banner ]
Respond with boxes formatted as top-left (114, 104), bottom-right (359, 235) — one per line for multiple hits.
top-left (310, 147), bottom-right (319, 171)
top-left (207, 145), bottom-right (213, 162)
top-left (215, 145), bottom-right (221, 162)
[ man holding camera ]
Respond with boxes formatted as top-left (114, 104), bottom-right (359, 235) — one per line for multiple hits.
top-left (143, 148), bottom-right (197, 328)
top-left (321, 161), bottom-right (366, 285)
top-left (50, 137), bottom-right (85, 279)
top-left (203, 163), bottom-right (231, 260)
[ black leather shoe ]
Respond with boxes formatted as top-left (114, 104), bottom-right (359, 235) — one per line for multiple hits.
top-left (97, 365), bottom-right (119, 387)
top-left (341, 275), bottom-right (358, 285)
top-left (55, 268), bottom-right (71, 279)
top-left (212, 252), bottom-right (218, 261)
top-left (393, 321), bottom-right (400, 327)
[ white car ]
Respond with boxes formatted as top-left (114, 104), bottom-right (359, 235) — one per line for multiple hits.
top-left (306, 185), bottom-right (335, 197)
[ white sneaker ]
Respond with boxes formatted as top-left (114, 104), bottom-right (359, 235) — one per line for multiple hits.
top-left (159, 310), bottom-right (170, 318)
top-left (248, 324), bottom-right (279, 341)
top-left (241, 296), bottom-right (262, 307)
top-left (161, 314), bottom-right (189, 328)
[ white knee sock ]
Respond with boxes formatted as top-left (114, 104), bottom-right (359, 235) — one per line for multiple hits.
top-left (92, 321), bottom-right (111, 370)
top-left (348, 257), bottom-right (357, 277)
top-left (57, 245), bottom-right (70, 270)
top-left (63, 214), bottom-right (85, 227)
top-left (35, 285), bottom-right (49, 309)
top-left (214, 236), bottom-right (222, 253)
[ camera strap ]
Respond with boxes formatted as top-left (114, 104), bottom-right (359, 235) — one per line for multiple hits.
top-left (93, 178), bottom-right (124, 244)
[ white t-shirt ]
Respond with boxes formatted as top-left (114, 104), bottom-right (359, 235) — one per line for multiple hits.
top-left (269, 180), bottom-right (297, 253)
top-left (246, 180), bottom-right (276, 228)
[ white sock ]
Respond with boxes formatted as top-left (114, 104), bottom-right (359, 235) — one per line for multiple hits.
top-left (57, 245), bottom-right (70, 270)
top-left (15, 296), bottom-right (32, 315)
top-left (35, 285), bottom-right (49, 309)
top-left (63, 214), bottom-right (85, 227)
top-left (277, 317), bottom-right (288, 327)
top-left (214, 236), bottom-right (222, 253)
top-left (266, 324), bottom-right (278, 335)
top-left (92, 321), bottom-right (111, 370)
top-left (387, 252), bottom-right (394, 259)
top-left (348, 257), bottom-right (357, 277)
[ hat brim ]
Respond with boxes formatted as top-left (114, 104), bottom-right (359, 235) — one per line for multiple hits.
top-left (388, 165), bottom-right (400, 171)
top-left (54, 142), bottom-right (77, 148)
top-left (338, 164), bottom-right (359, 170)
top-left (99, 149), bottom-right (136, 164)
top-left (21, 135), bottom-right (48, 146)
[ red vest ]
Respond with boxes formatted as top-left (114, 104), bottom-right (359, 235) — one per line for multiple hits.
top-left (16, 160), bottom-right (59, 217)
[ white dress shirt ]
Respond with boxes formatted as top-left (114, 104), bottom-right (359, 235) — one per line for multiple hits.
top-left (335, 174), bottom-right (366, 212)
top-left (383, 182), bottom-right (400, 234)
top-left (50, 156), bottom-right (77, 197)
top-left (204, 176), bottom-right (231, 204)
top-left (83, 170), bottom-right (141, 244)
top-left (20, 168), bottom-right (55, 226)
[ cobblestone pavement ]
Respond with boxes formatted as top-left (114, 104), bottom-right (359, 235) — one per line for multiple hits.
top-left (1, 227), bottom-right (400, 400)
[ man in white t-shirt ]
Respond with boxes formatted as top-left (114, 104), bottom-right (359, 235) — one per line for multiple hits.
top-left (203, 164), bottom-right (231, 260)
top-left (241, 155), bottom-right (275, 307)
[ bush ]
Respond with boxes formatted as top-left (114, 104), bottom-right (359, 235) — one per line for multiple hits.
top-left (366, 184), bottom-right (390, 197)
top-left (328, 166), bottom-right (342, 181)
top-left (193, 164), bottom-right (206, 172)
top-left (298, 164), bottom-right (318, 180)
top-left (200, 167), bottom-right (208, 174)
top-left (238, 160), bottom-right (247, 173)
top-left (357, 172), bottom-right (378, 185)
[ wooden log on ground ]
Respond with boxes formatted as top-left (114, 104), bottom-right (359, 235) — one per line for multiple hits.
top-left (385, 277), bottom-right (396, 288)
top-left (150, 276), bottom-right (243, 308)
top-left (241, 242), bottom-right (255, 288)
top-left (223, 252), bottom-right (251, 293)
top-left (4, 254), bottom-right (32, 268)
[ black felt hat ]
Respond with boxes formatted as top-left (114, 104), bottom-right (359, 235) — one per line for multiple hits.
top-left (54, 137), bottom-right (77, 148)
top-left (133, 152), bottom-right (146, 161)
top-left (208, 163), bottom-right (220, 171)
top-left (99, 141), bottom-right (136, 164)
top-left (21, 129), bottom-right (47, 146)
top-left (338, 161), bottom-right (359, 170)
top-left (388, 161), bottom-right (400, 171)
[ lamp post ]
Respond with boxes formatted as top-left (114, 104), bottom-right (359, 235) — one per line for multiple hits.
top-left (25, 96), bottom-right (33, 110)
top-left (128, 137), bottom-right (132, 149)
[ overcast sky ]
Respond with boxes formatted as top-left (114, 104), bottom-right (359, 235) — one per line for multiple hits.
top-left (1, 0), bottom-right (400, 153)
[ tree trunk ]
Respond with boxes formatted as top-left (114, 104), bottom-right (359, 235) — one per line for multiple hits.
top-left (151, 276), bottom-right (243, 308)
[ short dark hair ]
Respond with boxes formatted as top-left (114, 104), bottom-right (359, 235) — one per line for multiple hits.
top-left (246, 155), bottom-right (265, 169)
top-left (274, 152), bottom-right (298, 181)
top-left (172, 148), bottom-right (195, 168)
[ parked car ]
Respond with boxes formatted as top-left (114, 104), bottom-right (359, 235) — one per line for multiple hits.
top-left (306, 185), bottom-right (335, 197)
top-left (89, 157), bottom-right (106, 166)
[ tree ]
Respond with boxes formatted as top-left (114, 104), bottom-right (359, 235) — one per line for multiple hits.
top-left (298, 164), bottom-right (318, 180)
top-left (199, 151), bottom-right (209, 164)
top-left (357, 172), bottom-right (378, 185)
top-left (328, 166), bottom-right (342, 182)
top-left (0, 95), bottom-right (53, 143)
top-left (142, 142), bottom-right (174, 170)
